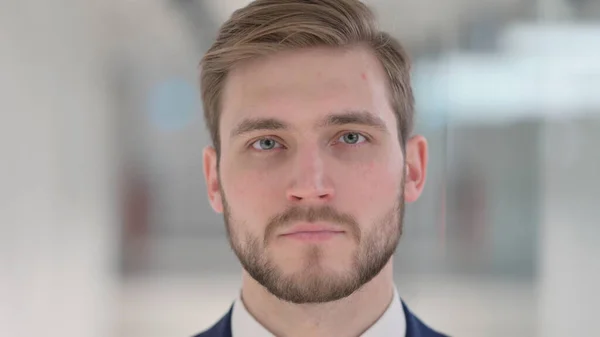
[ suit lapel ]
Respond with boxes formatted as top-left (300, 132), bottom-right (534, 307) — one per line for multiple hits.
top-left (402, 300), bottom-right (448, 337)
top-left (197, 300), bottom-right (446, 337)
top-left (194, 306), bottom-right (233, 337)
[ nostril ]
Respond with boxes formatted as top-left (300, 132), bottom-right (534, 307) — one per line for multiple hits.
top-left (286, 186), bottom-right (334, 202)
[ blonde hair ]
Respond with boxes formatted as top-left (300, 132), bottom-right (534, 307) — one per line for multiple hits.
top-left (200, 0), bottom-right (414, 154)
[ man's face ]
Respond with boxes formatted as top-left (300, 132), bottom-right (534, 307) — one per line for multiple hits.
top-left (203, 45), bottom-right (426, 303)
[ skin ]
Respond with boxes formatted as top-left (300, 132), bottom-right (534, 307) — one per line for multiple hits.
top-left (203, 44), bottom-right (428, 337)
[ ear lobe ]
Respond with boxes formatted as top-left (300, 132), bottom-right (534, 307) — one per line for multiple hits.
top-left (403, 135), bottom-right (428, 203)
top-left (203, 146), bottom-right (224, 213)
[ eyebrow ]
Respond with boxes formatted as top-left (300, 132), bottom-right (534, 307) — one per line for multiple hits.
top-left (230, 110), bottom-right (388, 139)
top-left (317, 110), bottom-right (388, 132)
top-left (230, 118), bottom-right (289, 138)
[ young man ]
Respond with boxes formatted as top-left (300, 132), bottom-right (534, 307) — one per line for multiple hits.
top-left (196, 0), bottom-right (446, 336)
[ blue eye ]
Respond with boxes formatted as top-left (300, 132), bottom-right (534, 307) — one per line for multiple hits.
top-left (338, 132), bottom-right (366, 145)
top-left (251, 138), bottom-right (282, 151)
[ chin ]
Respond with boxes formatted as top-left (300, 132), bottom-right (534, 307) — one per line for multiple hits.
top-left (280, 257), bottom-right (352, 276)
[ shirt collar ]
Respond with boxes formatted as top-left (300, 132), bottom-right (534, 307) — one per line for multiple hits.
top-left (231, 286), bottom-right (406, 337)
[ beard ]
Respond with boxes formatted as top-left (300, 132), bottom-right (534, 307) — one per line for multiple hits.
top-left (220, 179), bottom-right (405, 304)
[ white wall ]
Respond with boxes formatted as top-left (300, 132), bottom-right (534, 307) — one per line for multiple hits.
top-left (538, 119), bottom-right (600, 337)
top-left (0, 2), bottom-right (118, 336)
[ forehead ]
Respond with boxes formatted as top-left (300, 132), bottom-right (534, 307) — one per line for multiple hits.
top-left (219, 45), bottom-right (396, 138)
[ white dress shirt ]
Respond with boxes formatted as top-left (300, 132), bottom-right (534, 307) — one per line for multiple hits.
top-left (231, 286), bottom-right (406, 337)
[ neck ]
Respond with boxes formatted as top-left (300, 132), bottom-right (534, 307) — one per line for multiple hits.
top-left (240, 260), bottom-right (395, 337)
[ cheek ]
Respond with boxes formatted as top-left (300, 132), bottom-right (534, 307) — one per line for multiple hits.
top-left (337, 160), bottom-right (401, 207)
top-left (333, 141), bottom-right (403, 198)
top-left (222, 163), bottom-right (282, 222)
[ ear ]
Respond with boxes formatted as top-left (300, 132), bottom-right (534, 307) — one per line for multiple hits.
top-left (403, 135), bottom-right (428, 203)
top-left (203, 146), bottom-right (224, 213)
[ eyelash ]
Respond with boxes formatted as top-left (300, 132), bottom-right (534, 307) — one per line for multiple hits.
top-left (248, 132), bottom-right (370, 152)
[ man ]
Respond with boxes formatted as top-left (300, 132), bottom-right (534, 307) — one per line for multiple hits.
top-left (195, 0), bottom-right (446, 336)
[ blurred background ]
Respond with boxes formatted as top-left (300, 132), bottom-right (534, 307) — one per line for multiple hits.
top-left (1, 0), bottom-right (599, 336)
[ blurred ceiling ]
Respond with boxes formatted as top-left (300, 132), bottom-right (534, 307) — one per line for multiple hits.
top-left (110, 0), bottom-right (599, 58)
top-left (188, 0), bottom-right (533, 52)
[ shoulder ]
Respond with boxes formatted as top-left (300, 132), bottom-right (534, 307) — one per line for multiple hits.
top-left (402, 300), bottom-right (449, 337)
top-left (191, 307), bottom-right (233, 337)
top-left (192, 300), bottom-right (448, 337)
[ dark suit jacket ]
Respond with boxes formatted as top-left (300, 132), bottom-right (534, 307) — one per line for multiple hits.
top-left (193, 300), bottom-right (448, 337)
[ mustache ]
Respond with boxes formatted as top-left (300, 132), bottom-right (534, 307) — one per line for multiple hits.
top-left (264, 205), bottom-right (360, 243)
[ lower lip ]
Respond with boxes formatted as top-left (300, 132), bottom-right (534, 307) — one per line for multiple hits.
top-left (281, 231), bottom-right (344, 242)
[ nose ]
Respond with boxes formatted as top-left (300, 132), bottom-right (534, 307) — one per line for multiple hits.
top-left (286, 148), bottom-right (335, 204)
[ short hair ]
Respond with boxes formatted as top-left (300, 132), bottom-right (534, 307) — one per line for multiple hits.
top-left (200, 0), bottom-right (414, 155)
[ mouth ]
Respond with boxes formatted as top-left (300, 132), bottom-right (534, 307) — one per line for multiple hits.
top-left (279, 223), bottom-right (346, 242)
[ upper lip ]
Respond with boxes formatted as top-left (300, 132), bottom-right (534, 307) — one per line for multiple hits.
top-left (280, 223), bottom-right (345, 236)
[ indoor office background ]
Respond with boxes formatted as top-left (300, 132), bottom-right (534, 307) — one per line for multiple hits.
top-left (1, 0), bottom-right (599, 336)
